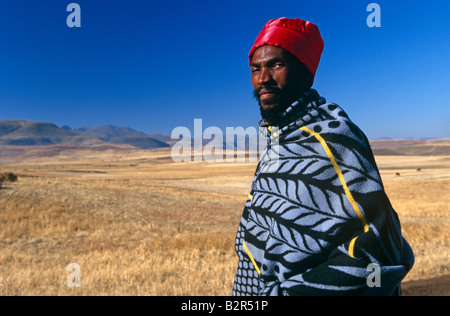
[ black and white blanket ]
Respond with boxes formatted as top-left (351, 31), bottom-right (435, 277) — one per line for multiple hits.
top-left (232, 89), bottom-right (415, 296)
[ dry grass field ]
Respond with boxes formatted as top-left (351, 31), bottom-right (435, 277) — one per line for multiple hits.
top-left (0, 148), bottom-right (449, 296)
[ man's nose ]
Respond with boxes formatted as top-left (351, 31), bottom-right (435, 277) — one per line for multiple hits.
top-left (257, 67), bottom-right (273, 85)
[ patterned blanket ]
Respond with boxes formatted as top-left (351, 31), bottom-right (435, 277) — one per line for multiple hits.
top-left (232, 89), bottom-right (415, 296)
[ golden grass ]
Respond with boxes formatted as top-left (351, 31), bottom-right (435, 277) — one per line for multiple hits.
top-left (378, 157), bottom-right (450, 281)
top-left (0, 151), bottom-right (449, 295)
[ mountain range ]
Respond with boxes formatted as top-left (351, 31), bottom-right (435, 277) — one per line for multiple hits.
top-left (0, 120), bottom-right (171, 149)
top-left (0, 119), bottom-right (449, 156)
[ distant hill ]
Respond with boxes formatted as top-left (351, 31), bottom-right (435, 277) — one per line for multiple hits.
top-left (370, 139), bottom-right (450, 156)
top-left (2, 120), bottom-right (449, 155)
top-left (66, 125), bottom-right (171, 149)
top-left (0, 120), bottom-right (105, 146)
top-left (68, 125), bottom-right (148, 141)
top-left (146, 134), bottom-right (179, 146)
top-left (109, 136), bottom-right (170, 149)
top-left (0, 120), bottom-right (171, 149)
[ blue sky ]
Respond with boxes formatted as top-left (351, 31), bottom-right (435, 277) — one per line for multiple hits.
top-left (0, 0), bottom-right (449, 139)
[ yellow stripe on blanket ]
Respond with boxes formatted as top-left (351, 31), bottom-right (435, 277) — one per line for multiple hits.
top-left (300, 126), bottom-right (370, 258)
top-left (243, 241), bottom-right (261, 275)
top-left (348, 236), bottom-right (358, 258)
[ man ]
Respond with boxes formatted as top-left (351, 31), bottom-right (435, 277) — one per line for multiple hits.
top-left (232, 18), bottom-right (414, 296)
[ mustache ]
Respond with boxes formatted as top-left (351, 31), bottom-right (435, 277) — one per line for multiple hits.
top-left (253, 86), bottom-right (282, 101)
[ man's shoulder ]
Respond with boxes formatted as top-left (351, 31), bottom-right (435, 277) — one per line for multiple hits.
top-left (314, 102), bottom-right (370, 147)
top-left (278, 101), bottom-right (372, 156)
top-left (290, 102), bottom-right (381, 180)
top-left (281, 102), bottom-right (376, 165)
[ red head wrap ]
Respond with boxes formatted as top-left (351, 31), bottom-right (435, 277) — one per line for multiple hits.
top-left (249, 18), bottom-right (324, 83)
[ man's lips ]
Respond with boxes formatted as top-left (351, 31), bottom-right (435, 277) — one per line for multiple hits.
top-left (260, 93), bottom-right (276, 101)
top-left (259, 89), bottom-right (280, 100)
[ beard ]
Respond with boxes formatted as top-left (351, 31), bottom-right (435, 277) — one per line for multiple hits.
top-left (253, 87), bottom-right (290, 126)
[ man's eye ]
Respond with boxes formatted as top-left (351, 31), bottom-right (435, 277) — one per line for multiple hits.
top-left (273, 63), bottom-right (285, 69)
top-left (251, 68), bottom-right (260, 73)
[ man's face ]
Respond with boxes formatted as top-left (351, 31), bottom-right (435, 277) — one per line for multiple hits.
top-left (250, 45), bottom-right (310, 124)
